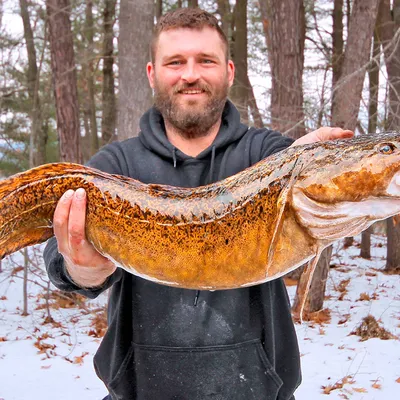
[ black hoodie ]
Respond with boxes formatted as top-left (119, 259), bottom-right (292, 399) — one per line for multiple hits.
top-left (44, 101), bottom-right (301, 400)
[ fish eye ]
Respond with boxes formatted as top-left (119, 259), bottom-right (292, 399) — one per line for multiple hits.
top-left (378, 143), bottom-right (396, 154)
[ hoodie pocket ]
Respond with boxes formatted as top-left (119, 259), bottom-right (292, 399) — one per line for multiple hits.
top-left (107, 339), bottom-right (283, 400)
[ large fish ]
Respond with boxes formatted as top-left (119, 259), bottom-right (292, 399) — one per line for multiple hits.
top-left (1, 132), bottom-right (400, 319)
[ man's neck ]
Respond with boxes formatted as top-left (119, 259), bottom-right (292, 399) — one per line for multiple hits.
top-left (164, 119), bottom-right (221, 157)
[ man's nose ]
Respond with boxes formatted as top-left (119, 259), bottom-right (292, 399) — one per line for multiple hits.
top-left (181, 61), bottom-right (200, 83)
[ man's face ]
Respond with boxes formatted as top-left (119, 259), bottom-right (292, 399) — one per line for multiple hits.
top-left (147, 27), bottom-right (235, 138)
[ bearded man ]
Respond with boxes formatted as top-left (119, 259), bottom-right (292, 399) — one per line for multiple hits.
top-left (44, 8), bottom-right (353, 400)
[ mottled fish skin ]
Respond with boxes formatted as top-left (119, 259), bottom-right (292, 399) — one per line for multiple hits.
top-left (1, 132), bottom-right (400, 289)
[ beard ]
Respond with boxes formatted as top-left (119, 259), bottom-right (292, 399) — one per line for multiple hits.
top-left (153, 77), bottom-right (229, 139)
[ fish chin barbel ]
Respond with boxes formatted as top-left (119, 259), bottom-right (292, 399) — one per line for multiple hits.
top-left (1, 132), bottom-right (400, 321)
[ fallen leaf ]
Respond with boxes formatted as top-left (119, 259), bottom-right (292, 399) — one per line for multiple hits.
top-left (73, 351), bottom-right (89, 365)
top-left (357, 292), bottom-right (371, 301)
top-left (353, 387), bottom-right (367, 393)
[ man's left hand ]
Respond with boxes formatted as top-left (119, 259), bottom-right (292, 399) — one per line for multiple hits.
top-left (291, 127), bottom-right (354, 147)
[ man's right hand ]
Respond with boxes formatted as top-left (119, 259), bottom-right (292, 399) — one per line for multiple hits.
top-left (53, 188), bottom-right (116, 288)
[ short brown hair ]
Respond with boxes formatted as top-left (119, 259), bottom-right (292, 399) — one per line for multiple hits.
top-left (151, 8), bottom-right (229, 62)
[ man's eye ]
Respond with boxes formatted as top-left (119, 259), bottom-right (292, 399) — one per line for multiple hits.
top-left (202, 59), bottom-right (213, 64)
top-left (169, 61), bottom-right (181, 65)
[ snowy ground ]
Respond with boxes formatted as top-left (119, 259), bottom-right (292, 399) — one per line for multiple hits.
top-left (0, 235), bottom-right (399, 400)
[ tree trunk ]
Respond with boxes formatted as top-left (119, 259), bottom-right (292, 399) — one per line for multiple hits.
top-left (331, 0), bottom-right (379, 130)
top-left (368, 30), bottom-right (380, 136)
top-left (46, 0), bottom-right (81, 163)
top-left (361, 29), bottom-right (380, 259)
top-left (386, 216), bottom-right (400, 272)
top-left (101, 0), bottom-right (117, 145)
top-left (332, 0), bottom-right (344, 91)
top-left (360, 230), bottom-right (371, 259)
top-left (156, 0), bottom-right (162, 22)
top-left (216, 0), bottom-right (231, 40)
top-left (82, 111), bottom-right (91, 162)
top-left (118, 0), bottom-right (153, 141)
top-left (84, 0), bottom-right (99, 157)
top-left (294, 246), bottom-right (332, 314)
top-left (377, 0), bottom-right (400, 129)
top-left (20, 0), bottom-right (45, 166)
top-left (261, 0), bottom-right (306, 138)
top-left (343, 237), bottom-right (354, 247)
top-left (294, 0), bottom-right (379, 316)
top-left (332, 0), bottom-right (379, 256)
top-left (188, 0), bottom-right (198, 7)
top-left (230, 0), bottom-right (249, 124)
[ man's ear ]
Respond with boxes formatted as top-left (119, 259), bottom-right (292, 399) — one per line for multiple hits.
top-left (147, 62), bottom-right (155, 89)
top-left (228, 60), bottom-right (235, 88)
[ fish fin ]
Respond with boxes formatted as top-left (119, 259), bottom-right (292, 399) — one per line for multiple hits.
top-left (0, 163), bottom-right (86, 201)
top-left (291, 246), bottom-right (324, 323)
top-left (267, 157), bottom-right (304, 271)
top-left (0, 227), bottom-right (53, 260)
top-left (292, 189), bottom-right (400, 240)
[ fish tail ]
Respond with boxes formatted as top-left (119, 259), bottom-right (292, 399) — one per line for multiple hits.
top-left (0, 162), bottom-right (85, 260)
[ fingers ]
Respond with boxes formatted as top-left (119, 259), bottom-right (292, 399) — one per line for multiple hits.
top-left (53, 189), bottom-right (74, 253)
top-left (329, 127), bottom-right (354, 140)
top-left (68, 188), bottom-right (87, 251)
top-left (53, 188), bottom-right (88, 262)
top-left (291, 127), bottom-right (355, 147)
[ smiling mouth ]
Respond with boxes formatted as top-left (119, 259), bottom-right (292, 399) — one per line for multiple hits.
top-left (179, 89), bottom-right (205, 95)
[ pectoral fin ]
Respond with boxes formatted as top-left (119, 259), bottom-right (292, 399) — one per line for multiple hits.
top-left (291, 247), bottom-right (323, 323)
top-left (267, 157), bottom-right (304, 271)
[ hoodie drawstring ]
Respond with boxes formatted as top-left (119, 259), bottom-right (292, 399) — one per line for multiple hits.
top-left (193, 145), bottom-right (216, 306)
top-left (172, 147), bottom-right (177, 168)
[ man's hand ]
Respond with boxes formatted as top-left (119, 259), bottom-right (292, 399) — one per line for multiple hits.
top-left (291, 127), bottom-right (354, 146)
top-left (53, 188), bottom-right (116, 288)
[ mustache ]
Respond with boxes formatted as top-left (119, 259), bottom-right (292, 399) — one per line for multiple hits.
top-left (173, 82), bottom-right (211, 94)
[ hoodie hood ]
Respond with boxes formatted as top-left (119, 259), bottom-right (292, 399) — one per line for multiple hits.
top-left (138, 100), bottom-right (249, 163)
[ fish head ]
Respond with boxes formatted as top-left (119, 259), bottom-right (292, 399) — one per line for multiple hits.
top-left (292, 132), bottom-right (400, 240)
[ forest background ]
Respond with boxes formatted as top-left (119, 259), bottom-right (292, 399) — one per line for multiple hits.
top-left (0, 0), bottom-right (400, 396)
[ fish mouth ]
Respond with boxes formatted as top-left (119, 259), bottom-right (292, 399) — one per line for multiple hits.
top-left (386, 170), bottom-right (400, 196)
top-left (292, 171), bottom-right (400, 241)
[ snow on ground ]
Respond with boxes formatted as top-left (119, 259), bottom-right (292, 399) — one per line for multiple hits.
top-left (0, 236), bottom-right (399, 400)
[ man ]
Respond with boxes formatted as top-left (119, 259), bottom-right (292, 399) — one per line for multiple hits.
top-left (44, 8), bottom-right (353, 400)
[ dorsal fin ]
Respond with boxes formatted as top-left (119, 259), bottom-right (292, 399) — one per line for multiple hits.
top-left (0, 163), bottom-right (89, 201)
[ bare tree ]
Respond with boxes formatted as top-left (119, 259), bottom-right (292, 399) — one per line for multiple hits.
top-left (46, 0), bottom-right (81, 163)
top-left (188, 0), bottom-right (198, 7)
top-left (377, 0), bottom-right (400, 272)
top-left (83, 0), bottom-right (99, 157)
top-left (332, 0), bottom-right (344, 90)
top-left (19, 0), bottom-right (45, 167)
top-left (216, 0), bottom-right (231, 39)
top-left (331, 0), bottom-right (380, 130)
top-left (101, 0), bottom-right (117, 146)
top-left (156, 0), bottom-right (163, 22)
top-left (361, 29), bottom-right (380, 259)
top-left (118, 0), bottom-right (154, 140)
top-left (293, 0), bottom-right (379, 317)
top-left (260, 0), bottom-right (306, 139)
top-left (230, 0), bottom-right (249, 123)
